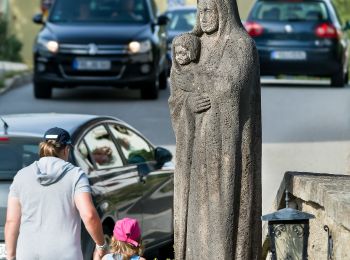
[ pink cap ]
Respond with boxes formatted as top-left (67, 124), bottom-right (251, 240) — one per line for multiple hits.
top-left (113, 218), bottom-right (141, 247)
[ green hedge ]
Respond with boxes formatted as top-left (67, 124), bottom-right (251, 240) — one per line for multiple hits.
top-left (333, 0), bottom-right (350, 22)
top-left (0, 19), bottom-right (22, 62)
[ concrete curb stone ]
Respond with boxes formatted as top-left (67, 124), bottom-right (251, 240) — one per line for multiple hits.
top-left (0, 72), bottom-right (33, 96)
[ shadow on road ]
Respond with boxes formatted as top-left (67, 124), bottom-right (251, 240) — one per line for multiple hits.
top-left (260, 78), bottom-right (350, 88)
top-left (53, 86), bottom-right (143, 101)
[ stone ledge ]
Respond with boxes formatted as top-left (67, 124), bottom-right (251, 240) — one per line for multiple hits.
top-left (262, 171), bottom-right (350, 259)
top-left (273, 171), bottom-right (350, 230)
top-left (0, 72), bottom-right (32, 95)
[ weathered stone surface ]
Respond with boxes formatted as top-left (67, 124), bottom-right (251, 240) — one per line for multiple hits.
top-left (263, 172), bottom-right (350, 260)
top-left (168, 0), bottom-right (262, 259)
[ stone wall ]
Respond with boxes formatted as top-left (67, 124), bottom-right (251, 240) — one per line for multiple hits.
top-left (262, 172), bottom-right (350, 260)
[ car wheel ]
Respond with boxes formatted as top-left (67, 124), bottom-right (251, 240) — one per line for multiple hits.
top-left (331, 68), bottom-right (345, 87)
top-left (159, 69), bottom-right (168, 90)
top-left (141, 78), bottom-right (159, 100)
top-left (34, 82), bottom-right (52, 99)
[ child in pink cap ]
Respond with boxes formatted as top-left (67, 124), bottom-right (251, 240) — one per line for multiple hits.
top-left (102, 218), bottom-right (146, 260)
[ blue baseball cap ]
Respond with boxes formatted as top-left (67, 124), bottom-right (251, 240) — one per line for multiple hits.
top-left (44, 127), bottom-right (72, 145)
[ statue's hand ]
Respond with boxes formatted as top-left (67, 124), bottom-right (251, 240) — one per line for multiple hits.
top-left (188, 93), bottom-right (211, 113)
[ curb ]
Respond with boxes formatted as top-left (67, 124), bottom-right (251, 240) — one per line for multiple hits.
top-left (0, 72), bottom-right (33, 96)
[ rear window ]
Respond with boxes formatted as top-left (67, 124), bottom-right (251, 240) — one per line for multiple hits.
top-left (0, 140), bottom-right (39, 179)
top-left (250, 1), bottom-right (329, 22)
top-left (49, 0), bottom-right (150, 24)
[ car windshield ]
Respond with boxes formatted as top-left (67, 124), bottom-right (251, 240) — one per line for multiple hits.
top-left (166, 9), bottom-right (196, 31)
top-left (250, 1), bottom-right (329, 22)
top-left (49, 0), bottom-right (150, 24)
top-left (0, 139), bottom-right (39, 180)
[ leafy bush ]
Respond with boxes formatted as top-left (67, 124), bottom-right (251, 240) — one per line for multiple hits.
top-left (0, 19), bottom-right (22, 62)
top-left (333, 0), bottom-right (350, 22)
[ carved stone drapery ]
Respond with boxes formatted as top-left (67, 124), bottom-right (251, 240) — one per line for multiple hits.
top-left (169, 0), bottom-right (262, 259)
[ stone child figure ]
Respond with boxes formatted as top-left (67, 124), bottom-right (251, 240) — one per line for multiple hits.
top-left (172, 33), bottom-right (201, 93)
top-left (169, 0), bottom-right (262, 259)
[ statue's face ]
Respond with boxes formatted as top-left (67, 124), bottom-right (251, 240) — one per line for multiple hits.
top-left (175, 45), bottom-right (192, 65)
top-left (198, 0), bottom-right (219, 34)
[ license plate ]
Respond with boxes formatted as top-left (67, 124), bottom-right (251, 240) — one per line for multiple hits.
top-left (72, 59), bottom-right (111, 70)
top-left (271, 51), bottom-right (307, 61)
top-left (0, 243), bottom-right (6, 258)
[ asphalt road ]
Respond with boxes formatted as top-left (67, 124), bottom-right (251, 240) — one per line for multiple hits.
top-left (1, 79), bottom-right (350, 213)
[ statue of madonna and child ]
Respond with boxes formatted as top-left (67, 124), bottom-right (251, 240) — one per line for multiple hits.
top-left (168, 0), bottom-right (262, 259)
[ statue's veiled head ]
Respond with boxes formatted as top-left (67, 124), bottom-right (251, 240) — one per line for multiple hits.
top-left (193, 0), bottom-right (243, 37)
top-left (198, 0), bottom-right (219, 34)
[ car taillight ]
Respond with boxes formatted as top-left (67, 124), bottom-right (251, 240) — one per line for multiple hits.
top-left (315, 23), bottom-right (340, 39)
top-left (244, 22), bottom-right (264, 37)
top-left (0, 136), bottom-right (9, 141)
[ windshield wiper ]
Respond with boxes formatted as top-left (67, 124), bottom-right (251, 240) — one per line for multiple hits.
top-left (0, 116), bottom-right (9, 135)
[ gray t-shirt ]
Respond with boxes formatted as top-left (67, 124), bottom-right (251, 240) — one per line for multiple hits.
top-left (9, 157), bottom-right (91, 260)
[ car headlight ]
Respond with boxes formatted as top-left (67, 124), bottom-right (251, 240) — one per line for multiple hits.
top-left (37, 38), bottom-right (59, 54)
top-left (128, 40), bottom-right (151, 54)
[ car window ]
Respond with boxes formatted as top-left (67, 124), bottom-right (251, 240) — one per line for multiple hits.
top-left (49, 0), bottom-right (150, 24)
top-left (250, 1), bottom-right (329, 22)
top-left (82, 125), bottom-right (124, 169)
top-left (167, 10), bottom-right (196, 31)
top-left (0, 141), bottom-right (39, 179)
top-left (108, 124), bottom-right (154, 164)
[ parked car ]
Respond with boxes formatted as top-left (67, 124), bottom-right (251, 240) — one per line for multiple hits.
top-left (244, 0), bottom-right (350, 87)
top-left (32, 0), bottom-right (169, 100)
top-left (163, 6), bottom-right (196, 72)
top-left (0, 113), bottom-right (174, 259)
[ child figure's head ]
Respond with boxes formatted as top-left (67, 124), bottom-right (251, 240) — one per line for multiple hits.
top-left (173, 33), bottom-right (200, 66)
top-left (110, 218), bottom-right (144, 258)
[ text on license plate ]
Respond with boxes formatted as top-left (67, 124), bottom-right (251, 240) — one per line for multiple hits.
top-left (73, 59), bottom-right (111, 70)
top-left (271, 51), bottom-right (307, 60)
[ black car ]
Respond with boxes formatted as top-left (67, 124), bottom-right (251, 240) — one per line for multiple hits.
top-left (245, 0), bottom-right (350, 87)
top-left (0, 113), bottom-right (174, 259)
top-left (32, 0), bottom-right (169, 100)
top-left (163, 6), bottom-right (197, 72)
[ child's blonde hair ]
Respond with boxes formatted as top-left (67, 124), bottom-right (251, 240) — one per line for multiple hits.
top-left (109, 236), bottom-right (144, 260)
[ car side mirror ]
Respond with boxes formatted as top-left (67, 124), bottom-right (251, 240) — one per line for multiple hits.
top-left (343, 20), bottom-right (350, 31)
top-left (33, 13), bottom-right (44, 24)
top-left (155, 147), bottom-right (172, 167)
top-left (157, 15), bottom-right (169, 26)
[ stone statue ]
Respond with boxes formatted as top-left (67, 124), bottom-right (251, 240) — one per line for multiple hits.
top-left (168, 0), bottom-right (262, 259)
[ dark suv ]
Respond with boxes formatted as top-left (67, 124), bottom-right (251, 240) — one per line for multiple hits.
top-left (33, 0), bottom-right (168, 99)
top-left (245, 0), bottom-right (350, 87)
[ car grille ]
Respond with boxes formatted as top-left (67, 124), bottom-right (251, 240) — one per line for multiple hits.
top-left (59, 44), bottom-right (128, 55)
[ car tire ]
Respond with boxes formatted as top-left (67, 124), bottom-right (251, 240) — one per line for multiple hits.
top-left (141, 78), bottom-right (159, 100)
top-left (331, 68), bottom-right (345, 87)
top-left (159, 69), bottom-right (168, 90)
top-left (34, 82), bottom-right (52, 99)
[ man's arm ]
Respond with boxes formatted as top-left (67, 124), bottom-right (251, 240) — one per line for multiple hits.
top-left (75, 192), bottom-right (107, 258)
top-left (5, 197), bottom-right (21, 260)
